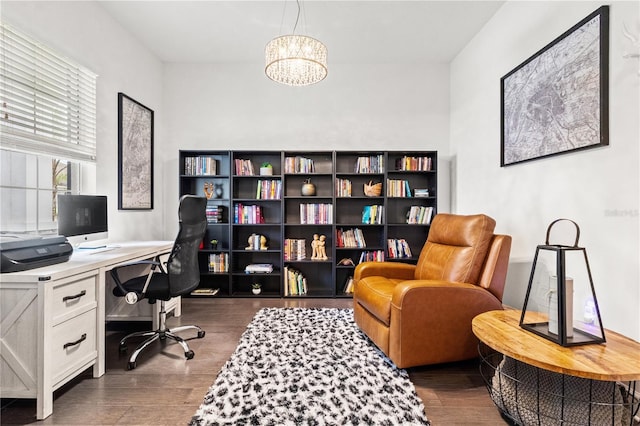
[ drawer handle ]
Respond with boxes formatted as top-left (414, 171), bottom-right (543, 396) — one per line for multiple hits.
top-left (63, 333), bottom-right (87, 349)
top-left (62, 290), bottom-right (86, 302)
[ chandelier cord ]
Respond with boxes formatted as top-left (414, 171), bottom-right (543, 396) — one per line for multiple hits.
top-left (292, 0), bottom-right (301, 35)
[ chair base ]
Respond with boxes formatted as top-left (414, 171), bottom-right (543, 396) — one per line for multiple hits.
top-left (118, 301), bottom-right (205, 370)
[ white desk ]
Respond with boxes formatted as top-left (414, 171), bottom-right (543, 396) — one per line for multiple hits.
top-left (0, 240), bottom-right (174, 420)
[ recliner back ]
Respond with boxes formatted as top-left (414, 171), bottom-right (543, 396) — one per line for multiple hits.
top-left (414, 213), bottom-right (496, 284)
top-left (167, 195), bottom-right (207, 297)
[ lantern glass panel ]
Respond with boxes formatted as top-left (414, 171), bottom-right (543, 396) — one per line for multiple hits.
top-left (521, 246), bottom-right (605, 346)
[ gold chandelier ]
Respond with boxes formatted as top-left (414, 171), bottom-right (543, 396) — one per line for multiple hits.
top-left (265, 1), bottom-right (327, 86)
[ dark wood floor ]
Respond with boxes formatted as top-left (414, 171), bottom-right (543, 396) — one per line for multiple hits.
top-left (1, 298), bottom-right (507, 425)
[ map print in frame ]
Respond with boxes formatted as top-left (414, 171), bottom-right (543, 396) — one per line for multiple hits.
top-left (118, 93), bottom-right (154, 210)
top-left (501, 6), bottom-right (609, 167)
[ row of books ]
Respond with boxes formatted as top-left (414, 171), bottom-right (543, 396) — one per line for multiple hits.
top-left (234, 159), bottom-right (255, 176)
top-left (387, 179), bottom-right (411, 197)
top-left (284, 266), bottom-right (308, 296)
top-left (256, 179), bottom-right (282, 200)
top-left (184, 156), bottom-right (217, 176)
top-left (233, 203), bottom-right (265, 224)
top-left (362, 205), bottom-right (384, 224)
top-left (387, 238), bottom-right (413, 259)
top-left (206, 205), bottom-right (224, 223)
top-left (283, 238), bottom-right (306, 261)
top-left (336, 228), bottom-right (366, 248)
top-left (335, 178), bottom-right (352, 197)
top-left (300, 203), bottom-right (333, 224)
top-left (395, 156), bottom-right (433, 171)
top-left (358, 250), bottom-right (385, 263)
top-left (208, 253), bottom-right (229, 272)
top-left (355, 155), bottom-right (385, 173)
top-left (284, 156), bottom-right (315, 174)
top-left (407, 206), bottom-right (434, 224)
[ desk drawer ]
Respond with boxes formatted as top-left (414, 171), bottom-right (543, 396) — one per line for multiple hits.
top-left (52, 274), bottom-right (97, 324)
top-left (52, 309), bottom-right (97, 382)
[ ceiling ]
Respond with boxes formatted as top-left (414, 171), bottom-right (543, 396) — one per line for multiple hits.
top-left (97, 1), bottom-right (505, 64)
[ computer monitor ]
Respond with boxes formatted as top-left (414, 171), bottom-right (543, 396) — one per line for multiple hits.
top-left (57, 194), bottom-right (108, 248)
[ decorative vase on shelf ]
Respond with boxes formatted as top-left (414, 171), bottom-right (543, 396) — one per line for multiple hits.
top-left (301, 178), bottom-right (316, 196)
top-left (214, 183), bottom-right (223, 199)
top-left (252, 285), bottom-right (262, 295)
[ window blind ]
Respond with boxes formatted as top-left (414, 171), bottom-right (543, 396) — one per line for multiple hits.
top-left (0, 23), bottom-right (97, 162)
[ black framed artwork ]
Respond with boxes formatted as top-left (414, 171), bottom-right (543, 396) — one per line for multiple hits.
top-left (500, 6), bottom-right (609, 167)
top-left (118, 92), bottom-right (154, 210)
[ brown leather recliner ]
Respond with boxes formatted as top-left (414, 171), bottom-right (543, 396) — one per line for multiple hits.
top-left (353, 213), bottom-right (512, 368)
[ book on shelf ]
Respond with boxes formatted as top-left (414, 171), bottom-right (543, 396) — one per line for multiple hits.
top-left (190, 288), bottom-right (220, 296)
top-left (413, 188), bottom-right (430, 197)
top-left (244, 263), bottom-right (274, 273)
top-left (386, 179), bottom-right (412, 197)
top-left (406, 206), bottom-right (434, 225)
top-left (387, 238), bottom-right (412, 259)
top-left (343, 276), bottom-right (354, 294)
top-left (284, 156), bottom-right (315, 174)
top-left (206, 205), bottom-right (224, 223)
top-left (336, 228), bottom-right (366, 248)
top-left (335, 178), bottom-right (352, 197)
top-left (395, 156), bottom-right (433, 171)
top-left (361, 205), bottom-right (384, 224)
top-left (300, 203), bottom-right (333, 224)
top-left (354, 155), bottom-right (385, 173)
top-left (208, 253), bottom-right (229, 272)
top-left (256, 179), bottom-right (282, 200)
top-left (283, 266), bottom-right (308, 296)
top-left (358, 250), bottom-right (385, 263)
top-left (184, 156), bottom-right (217, 176)
top-left (284, 238), bottom-right (306, 261)
top-left (234, 158), bottom-right (255, 176)
top-left (233, 203), bottom-right (265, 224)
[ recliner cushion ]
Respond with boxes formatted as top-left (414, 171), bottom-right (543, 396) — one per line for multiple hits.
top-left (355, 276), bottom-right (404, 326)
top-left (415, 213), bottom-right (496, 284)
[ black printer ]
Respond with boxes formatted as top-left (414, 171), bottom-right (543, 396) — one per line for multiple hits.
top-left (0, 235), bottom-right (73, 273)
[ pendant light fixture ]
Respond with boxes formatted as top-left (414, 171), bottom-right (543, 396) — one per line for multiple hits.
top-left (265, 0), bottom-right (328, 86)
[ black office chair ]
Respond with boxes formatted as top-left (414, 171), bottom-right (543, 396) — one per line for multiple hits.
top-left (110, 195), bottom-right (207, 370)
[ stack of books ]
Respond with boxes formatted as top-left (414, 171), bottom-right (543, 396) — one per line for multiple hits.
top-left (284, 238), bottom-right (306, 261)
top-left (244, 263), bottom-right (274, 273)
top-left (206, 205), bottom-right (224, 223)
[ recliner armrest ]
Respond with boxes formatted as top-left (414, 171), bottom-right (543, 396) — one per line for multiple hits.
top-left (354, 261), bottom-right (416, 282)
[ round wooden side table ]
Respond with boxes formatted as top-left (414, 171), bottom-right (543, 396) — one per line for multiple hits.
top-left (472, 310), bottom-right (640, 425)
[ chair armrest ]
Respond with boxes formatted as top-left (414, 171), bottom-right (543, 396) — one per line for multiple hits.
top-left (354, 261), bottom-right (416, 282)
top-left (386, 279), bottom-right (504, 366)
top-left (391, 279), bottom-right (503, 312)
top-left (110, 256), bottom-right (165, 300)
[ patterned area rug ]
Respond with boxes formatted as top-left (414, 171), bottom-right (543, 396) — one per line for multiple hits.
top-left (189, 307), bottom-right (430, 425)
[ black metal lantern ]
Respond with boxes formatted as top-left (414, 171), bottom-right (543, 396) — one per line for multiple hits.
top-left (520, 219), bottom-right (605, 346)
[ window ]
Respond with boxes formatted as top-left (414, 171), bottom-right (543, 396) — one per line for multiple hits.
top-left (0, 23), bottom-right (97, 235)
top-left (0, 22), bottom-right (97, 161)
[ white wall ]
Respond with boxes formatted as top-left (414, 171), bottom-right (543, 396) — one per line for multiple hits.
top-left (451, 1), bottom-right (640, 340)
top-left (162, 62), bottom-right (452, 230)
top-left (2, 1), bottom-right (166, 242)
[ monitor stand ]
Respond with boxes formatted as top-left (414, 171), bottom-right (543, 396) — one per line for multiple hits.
top-left (76, 240), bottom-right (108, 250)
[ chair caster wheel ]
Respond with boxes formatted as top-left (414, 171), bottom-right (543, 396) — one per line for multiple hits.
top-left (127, 361), bottom-right (136, 370)
top-left (185, 350), bottom-right (195, 360)
top-left (119, 343), bottom-right (127, 353)
top-left (197, 330), bottom-right (205, 338)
